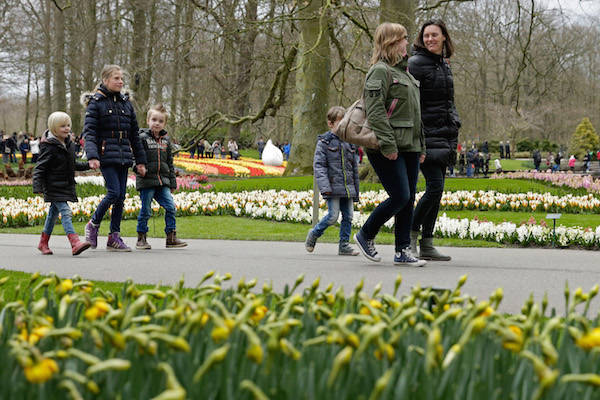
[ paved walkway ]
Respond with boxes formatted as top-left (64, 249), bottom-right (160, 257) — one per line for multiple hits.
top-left (1, 234), bottom-right (599, 314)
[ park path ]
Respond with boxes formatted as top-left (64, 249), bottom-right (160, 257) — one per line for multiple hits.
top-left (1, 233), bottom-right (599, 314)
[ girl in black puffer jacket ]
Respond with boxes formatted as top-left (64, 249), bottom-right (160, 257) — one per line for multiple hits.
top-left (408, 20), bottom-right (460, 261)
top-left (82, 65), bottom-right (147, 252)
top-left (33, 112), bottom-right (91, 256)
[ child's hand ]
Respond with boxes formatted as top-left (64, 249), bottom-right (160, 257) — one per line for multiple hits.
top-left (137, 164), bottom-right (147, 177)
top-left (89, 159), bottom-right (100, 169)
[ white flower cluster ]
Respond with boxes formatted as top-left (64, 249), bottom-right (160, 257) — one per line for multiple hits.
top-left (2, 189), bottom-right (599, 248)
top-left (75, 176), bottom-right (136, 188)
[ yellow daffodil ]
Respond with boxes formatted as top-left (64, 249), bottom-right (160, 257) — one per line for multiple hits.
top-left (24, 358), bottom-right (59, 384)
top-left (576, 328), bottom-right (600, 350)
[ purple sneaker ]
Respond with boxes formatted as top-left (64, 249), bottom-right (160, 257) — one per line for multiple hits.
top-left (106, 232), bottom-right (132, 252)
top-left (85, 221), bottom-right (99, 249)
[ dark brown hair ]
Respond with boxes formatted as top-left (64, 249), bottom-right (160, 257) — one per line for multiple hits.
top-left (327, 106), bottom-right (345, 123)
top-left (414, 19), bottom-right (454, 58)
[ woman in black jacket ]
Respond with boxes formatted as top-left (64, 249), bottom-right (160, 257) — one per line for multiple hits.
top-left (408, 20), bottom-right (460, 261)
top-left (82, 65), bottom-right (147, 252)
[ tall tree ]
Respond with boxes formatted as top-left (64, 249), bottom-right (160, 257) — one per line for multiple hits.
top-left (286, 0), bottom-right (330, 175)
top-left (52, 2), bottom-right (66, 111)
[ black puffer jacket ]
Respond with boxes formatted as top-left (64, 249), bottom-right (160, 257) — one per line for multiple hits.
top-left (135, 129), bottom-right (176, 191)
top-left (408, 46), bottom-right (460, 166)
top-left (33, 131), bottom-right (90, 202)
top-left (82, 84), bottom-right (147, 168)
top-left (313, 131), bottom-right (359, 200)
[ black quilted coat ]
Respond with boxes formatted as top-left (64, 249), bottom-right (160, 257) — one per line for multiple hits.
top-left (408, 46), bottom-right (460, 166)
top-left (33, 131), bottom-right (89, 202)
top-left (82, 84), bottom-right (147, 168)
top-left (135, 129), bottom-right (176, 191)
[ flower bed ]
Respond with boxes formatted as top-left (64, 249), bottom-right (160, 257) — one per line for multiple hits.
top-left (173, 155), bottom-right (285, 177)
top-left (492, 171), bottom-right (600, 194)
top-left (1, 272), bottom-right (600, 399)
top-left (3, 190), bottom-right (600, 248)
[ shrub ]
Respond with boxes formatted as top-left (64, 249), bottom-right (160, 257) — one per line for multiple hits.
top-left (569, 118), bottom-right (599, 159)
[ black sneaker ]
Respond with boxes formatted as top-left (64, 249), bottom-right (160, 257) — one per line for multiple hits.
top-left (353, 231), bottom-right (381, 262)
top-left (305, 230), bottom-right (317, 253)
top-left (394, 248), bottom-right (427, 267)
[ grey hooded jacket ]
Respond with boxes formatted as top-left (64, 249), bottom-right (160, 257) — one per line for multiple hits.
top-left (313, 131), bottom-right (360, 201)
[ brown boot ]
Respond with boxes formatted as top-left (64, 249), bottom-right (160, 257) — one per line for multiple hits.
top-left (37, 232), bottom-right (53, 255)
top-left (166, 231), bottom-right (187, 248)
top-left (67, 233), bottom-right (91, 256)
top-left (136, 232), bottom-right (151, 250)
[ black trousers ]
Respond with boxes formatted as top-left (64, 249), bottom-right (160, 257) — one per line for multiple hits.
top-left (412, 161), bottom-right (446, 238)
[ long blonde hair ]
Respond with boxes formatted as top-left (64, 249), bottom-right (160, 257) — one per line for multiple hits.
top-left (80, 65), bottom-right (126, 106)
top-left (370, 23), bottom-right (407, 66)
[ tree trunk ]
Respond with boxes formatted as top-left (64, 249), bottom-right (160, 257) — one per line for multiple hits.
top-left (25, 53), bottom-right (32, 133)
top-left (130, 0), bottom-right (150, 116)
top-left (170, 0), bottom-right (182, 126)
top-left (43, 0), bottom-right (52, 114)
top-left (83, 0), bottom-right (97, 91)
top-left (179, 1), bottom-right (194, 126)
top-left (228, 0), bottom-right (258, 142)
top-left (66, 7), bottom-right (82, 134)
top-left (286, 0), bottom-right (330, 176)
top-left (52, 3), bottom-right (67, 111)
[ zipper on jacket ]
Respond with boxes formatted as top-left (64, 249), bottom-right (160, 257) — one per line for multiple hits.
top-left (156, 135), bottom-right (163, 186)
top-left (115, 96), bottom-right (123, 165)
top-left (341, 143), bottom-right (351, 198)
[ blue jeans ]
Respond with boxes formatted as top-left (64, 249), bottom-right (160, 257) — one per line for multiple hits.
top-left (43, 202), bottom-right (75, 235)
top-left (136, 186), bottom-right (177, 234)
top-left (412, 162), bottom-right (446, 238)
top-left (361, 151), bottom-right (419, 252)
top-left (311, 197), bottom-right (353, 242)
top-left (92, 165), bottom-right (129, 233)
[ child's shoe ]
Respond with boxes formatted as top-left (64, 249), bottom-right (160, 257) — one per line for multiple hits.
top-left (305, 230), bottom-right (317, 253)
top-left (166, 231), bottom-right (187, 248)
top-left (85, 220), bottom-right (99, 249)
top-left (338, 242), bottom-right (359, 256)
top-left (394, 248), bottom-right (427, 267)
top-left (67, 233), bottom-right (91, 256)
top-left (106, 232), bottom-right (132, 252)
top-left (136, 232), bottom-right (152, 250)
top-left (37, 232), bottom-right (53, 255)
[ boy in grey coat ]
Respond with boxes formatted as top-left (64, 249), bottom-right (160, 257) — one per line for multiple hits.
top-left (305, 106), bottom-right (360, 256)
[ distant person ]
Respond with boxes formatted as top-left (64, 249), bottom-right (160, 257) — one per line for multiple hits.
top-left (30, 136), bottom-right (40, 164)
top-left (227, 139), bottom-right (238, 159)
top-left (505, 140), bottom-right (511, 159)
top-left (494, 158), bottom-right (502, 173)
top-left (458, 150), bottom-right (466, 175)
top-left (481, 140), bottom-right (489, 154)
top-left (533, 149), bottom-right (541, 171)
top-left (257, 137), bottom-right (266, 159)
top-left (597, 149), bottom-right (600, 168)
top-left (568, 155), bottom-right (576, 171)
top-left (197, 139), bottom-right (205, 158)
top-left (499, 141), bottom-right (504, 159)
top-left (19, 136), bottom-right (30, 164)
top-left (135, 104), bottom-right (187, 250)
top-left (203, 139), bottom-right (212, 158)
top-left (33, 112), bottom-right (91, 256)
top-left (305, 106), bottom-right (360, 257)
top-left (554, 152), bottom-right (562, 172)
top-left (188, 139), bottom-right (196, 159)
top-left (583, 152), bottom-right (591, 173)
top-left (483, 153), bottom-right (490, 177)
top-left (546, 152), bottom-right (554, 170)
top-left (212, 140), bottom-right (221, 159)
top-left (283, 141), bottom-right (291, 161)
top-left (354, 22), bottom-right (426, 267)
top-left (6, 133), bottom-right (16, 162)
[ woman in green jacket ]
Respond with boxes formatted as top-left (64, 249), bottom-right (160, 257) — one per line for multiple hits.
top-left (354, 22), bottom-right (426, 267)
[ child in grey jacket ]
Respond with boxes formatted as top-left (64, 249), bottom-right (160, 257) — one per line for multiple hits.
top-left (305, 106), bottom-right (360, 256)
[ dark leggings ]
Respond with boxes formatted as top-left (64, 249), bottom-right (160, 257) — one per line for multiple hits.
top-left (412, 161), bottom-right (446, 238)
top-left (361, 151), bottom-right (419, 252)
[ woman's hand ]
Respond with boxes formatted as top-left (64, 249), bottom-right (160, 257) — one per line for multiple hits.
top-left (88, 159), bottom-right (100, 169)
top-left (419, 154), bottom-right (426, 164)
top-left (384, 152), bottom-right (398, 160)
